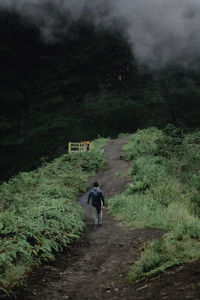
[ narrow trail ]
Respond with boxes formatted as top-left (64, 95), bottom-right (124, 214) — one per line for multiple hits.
top-left (15, 136), bottom-right (200, 300)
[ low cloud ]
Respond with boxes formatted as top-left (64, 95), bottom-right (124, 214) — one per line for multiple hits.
top-left (1, 0), bottom-right (200, 67)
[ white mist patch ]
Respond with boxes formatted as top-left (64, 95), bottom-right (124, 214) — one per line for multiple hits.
top-left (112, 0), bottom-right (200, 67)
top-left (1, 0), bottom-right (200, 67)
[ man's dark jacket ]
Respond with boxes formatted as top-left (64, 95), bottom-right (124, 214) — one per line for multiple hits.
top-left (87, 188), bottom-right (105, 213)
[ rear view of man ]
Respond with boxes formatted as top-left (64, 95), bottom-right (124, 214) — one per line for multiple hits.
top-left (87, 182), bottom-right (105, 226)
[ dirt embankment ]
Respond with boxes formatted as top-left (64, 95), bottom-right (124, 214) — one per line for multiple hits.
top-left (13, 136), bottom-right (200, 300)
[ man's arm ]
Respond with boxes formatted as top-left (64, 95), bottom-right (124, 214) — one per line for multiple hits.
top-left (87, 192), bottom-right (92, 205)
top-left (101, 192), bottom-right (105, 207)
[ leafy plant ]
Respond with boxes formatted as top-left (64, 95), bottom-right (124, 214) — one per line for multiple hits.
top-left (0, 137), bottom-right (106, 296)
top-left (109, 127), bottom-right (200, 282)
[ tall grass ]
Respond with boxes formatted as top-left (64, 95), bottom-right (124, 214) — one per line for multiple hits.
top-left (0, 137), bottom-right (107, 296)
top-left (108, 126), bottom-right (200, 281)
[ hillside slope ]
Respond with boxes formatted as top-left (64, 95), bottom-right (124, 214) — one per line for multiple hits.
top-left (15, 134), bottom-right (200, 300)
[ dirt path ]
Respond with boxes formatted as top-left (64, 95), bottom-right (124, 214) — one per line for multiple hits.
top-left (14, 136), bottom-right (200, 300)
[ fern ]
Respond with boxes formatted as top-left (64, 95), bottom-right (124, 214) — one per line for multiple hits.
top-left (0, 138), bottom-right (107, 296)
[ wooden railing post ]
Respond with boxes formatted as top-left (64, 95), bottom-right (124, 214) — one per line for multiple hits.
top-left (68, 142), bottom-right (71, 153)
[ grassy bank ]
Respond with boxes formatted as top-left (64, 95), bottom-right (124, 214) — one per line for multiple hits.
top-left (108, 126), bottom-right (200, 281)
top-left (0, 138), bottom-right (107, 296)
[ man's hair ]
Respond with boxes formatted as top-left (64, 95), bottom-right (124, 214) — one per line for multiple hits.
top-left (93, 182), bottom-right (99, 187)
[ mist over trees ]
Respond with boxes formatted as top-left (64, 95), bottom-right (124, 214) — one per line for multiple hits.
top-left (2, 0), bottom-right (200, 68)
top-left (0, 6), bottom-right (200, 181)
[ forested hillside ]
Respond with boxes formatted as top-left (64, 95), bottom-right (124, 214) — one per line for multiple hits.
top-left (0, 8), bottom-right (200, 181)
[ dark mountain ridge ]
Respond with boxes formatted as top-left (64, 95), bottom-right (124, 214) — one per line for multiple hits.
top-left (0, 9), bottom-right (200, 181)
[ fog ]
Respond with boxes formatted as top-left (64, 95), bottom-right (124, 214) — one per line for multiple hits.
top-left (1, 0), bottom-right (200, 67)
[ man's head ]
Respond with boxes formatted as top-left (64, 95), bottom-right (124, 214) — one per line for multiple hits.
top-left (93, 182), bottom-right (99, 188)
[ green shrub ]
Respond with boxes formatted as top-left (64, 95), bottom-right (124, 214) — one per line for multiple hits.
top-left (156, 124), bottom-right (184, 158)
top-left (109, 127), bottom-right (200, 282)
top-left (0, 137), bottom-right (107, 296)
top-left (123, 127), bottom-right (163, 159)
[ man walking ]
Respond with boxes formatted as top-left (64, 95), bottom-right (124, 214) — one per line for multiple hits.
top-left (87, 182), bottom-right (105, 226)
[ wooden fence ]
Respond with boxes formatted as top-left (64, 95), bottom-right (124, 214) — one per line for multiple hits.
top-left (68, 142), bottom-right (94, 153)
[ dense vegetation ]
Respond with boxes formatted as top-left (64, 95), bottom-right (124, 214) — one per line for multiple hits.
top-left (1, 3), bottom-right (200, 297)
top-left (0, 137), bottom-right (106, 296)
top-left (108, 126), bottom-right (200, 281)
top-left (1, 9), bottom-right (200, 181)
